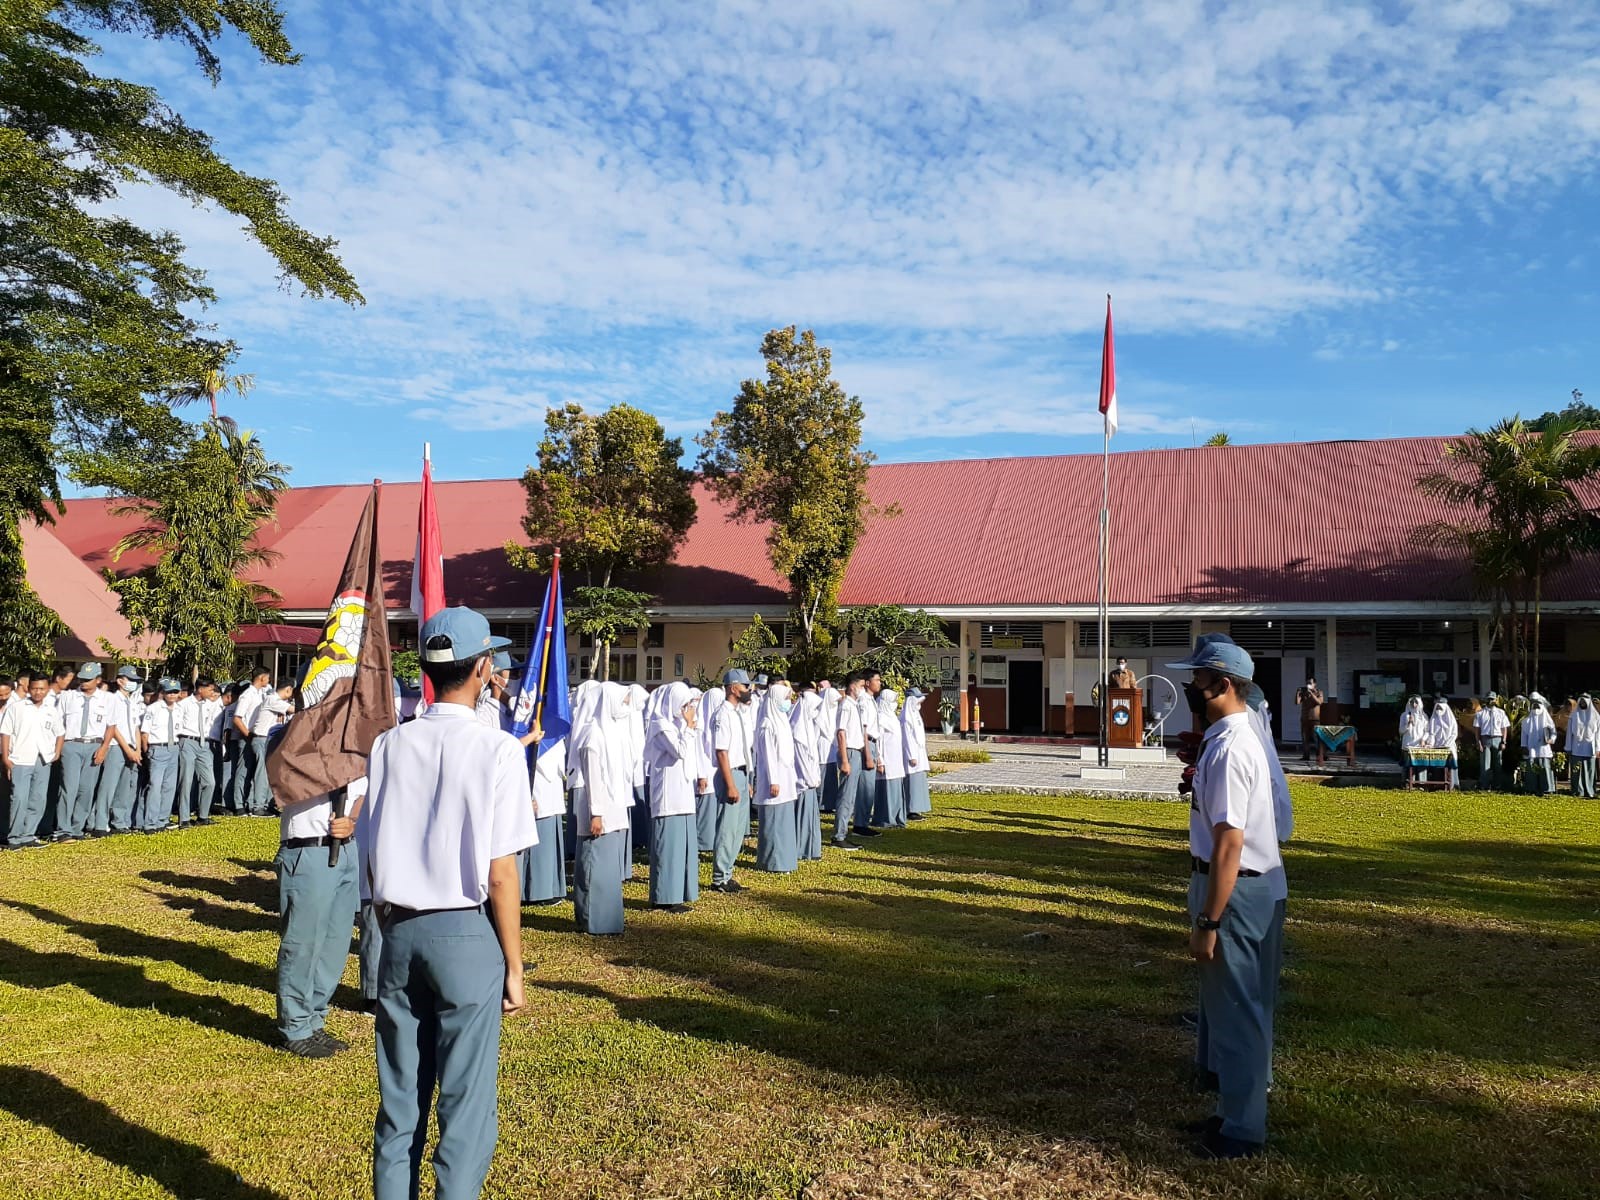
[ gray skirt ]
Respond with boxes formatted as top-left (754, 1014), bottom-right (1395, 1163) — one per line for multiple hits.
top-left (906, 770), bottom-right (932, 814)
top-left (795, 786), bottom-right (823, 860)
top-left (519, 814), bottom-right (566, 903)
top-left (873, 774), bottom-right (908, 827)
top-left (756, 800), bottom-right (798, 872)
top-left (649, 813), bottom-right (699, 906)
top-left (574, 830), bottom-right (625, 935)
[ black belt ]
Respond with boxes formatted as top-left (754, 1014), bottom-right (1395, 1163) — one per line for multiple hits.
top-left (179, 734), bottom-right (201, 740)
top-left (282, 835), bottom-right (339, 849)
top-left (1191, 856), bottom-right (1262, 878)
top-left (380, 902), bottom-right (486, 923)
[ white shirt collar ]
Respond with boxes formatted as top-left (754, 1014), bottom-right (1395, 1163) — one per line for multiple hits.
top-left (1202, 710), bottom-right (1251, 742)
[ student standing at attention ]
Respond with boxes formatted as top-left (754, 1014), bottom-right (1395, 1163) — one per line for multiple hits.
top-left (1166, 637), bottom-right (1282, 1160)
top-left (711, 669), bottom-right (754, 893)
top-left (358, 607), bottom-right (536, 1200)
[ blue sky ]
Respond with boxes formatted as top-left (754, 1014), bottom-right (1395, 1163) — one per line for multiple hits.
top-left (93, 0), bottom-right (1600, 487)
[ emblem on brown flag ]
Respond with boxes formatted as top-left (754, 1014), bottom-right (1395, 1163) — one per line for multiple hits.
top-left (267, 483), bottom-right (395, 807)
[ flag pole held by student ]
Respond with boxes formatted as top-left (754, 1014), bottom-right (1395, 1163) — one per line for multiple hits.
top-left (512, 550), bottom-right (572, 760)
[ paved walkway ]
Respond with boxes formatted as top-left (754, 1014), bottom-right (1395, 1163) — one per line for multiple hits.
top-left (929, 753), bottom-right (1184, 800)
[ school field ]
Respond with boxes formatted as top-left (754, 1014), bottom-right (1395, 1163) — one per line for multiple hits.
top-left (1, 783), bottom-right (1597, 1200)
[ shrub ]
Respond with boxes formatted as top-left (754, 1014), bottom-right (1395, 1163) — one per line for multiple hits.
top-left (931, 748), bottom-right (991, 764)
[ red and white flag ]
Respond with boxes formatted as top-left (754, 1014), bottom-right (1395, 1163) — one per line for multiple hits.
top-left (412, 446), bottom-right (446, 699)
top-left (1098, 295), bottom-right (1118, 437)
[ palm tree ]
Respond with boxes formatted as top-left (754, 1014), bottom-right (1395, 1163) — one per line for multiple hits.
top-left (1203, 432), bottom-right (1231, 446)
top-left (1414, 416), bottom-right (1600, 693)
top-left (180, 365), bottom-right (256, 421)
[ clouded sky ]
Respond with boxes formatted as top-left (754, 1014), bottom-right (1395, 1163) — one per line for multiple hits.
top-left (96, 0), bottom-right (1600, 486)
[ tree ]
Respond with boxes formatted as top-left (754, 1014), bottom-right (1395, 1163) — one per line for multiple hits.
top-left (102, 420), bottom-right (287, 680)
top-left (724, 614), bottom-right (789, 680)
top-left (1203, 432), bottom-right (1231, 446)
top-left (568, 586), bottom-right (653, 682)
top-left (1526, 391), bottom-right (1599, 433)
top-left (0, 516), bottom-right (67, 674)
top-left (1, 1), bottom-right (360, 634)
top-left (507, 403), bottom-right (697, 589)
top-left (1414, 416), bottom-right (1600, 693)
top-left (186, 365), bottom-right (256, 422)
top-left (842, 605), bottom-right (954, 694)
top-left (699, 327), bottom-right (883, 684)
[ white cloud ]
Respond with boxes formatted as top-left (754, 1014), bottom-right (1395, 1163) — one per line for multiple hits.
top-left (89, 1), bottom-right (1600, 445)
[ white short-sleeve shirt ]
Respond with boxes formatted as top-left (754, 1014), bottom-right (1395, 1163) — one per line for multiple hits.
top-left (1, 700), bottom-right (64, 765)
top-left (281, 775), bottom-right (366, 841)
top-left (1474, 708), bottom-right (1510, 738)
top-left (713, 701), bottom-right (750, 770)
top-left (1189, 711), bottom-right (1283, 880)
top-left (359, 703), bottom-right (538, 909)
top-left (173, 695), bottom-right (204, 738)
top-left (141, 702), bottom-right (179, 747)
top-left (234, 686), bottom-right (263, 733)
top-left (59, 689), bottom-right (110, 741)
top-left (837, 695), bottom-right (866, 751)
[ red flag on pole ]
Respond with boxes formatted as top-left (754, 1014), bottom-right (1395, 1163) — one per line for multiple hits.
top-left (412, 444), bottom-right (446, 702)
top-left (1098, 296), bottom-right (1118, 437)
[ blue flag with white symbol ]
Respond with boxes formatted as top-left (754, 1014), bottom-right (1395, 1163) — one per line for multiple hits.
top-left (511, 553), bottom-right (570, 758)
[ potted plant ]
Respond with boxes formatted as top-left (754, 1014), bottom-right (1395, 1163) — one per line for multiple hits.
top-left (937, 697), bottom-right (957, 735)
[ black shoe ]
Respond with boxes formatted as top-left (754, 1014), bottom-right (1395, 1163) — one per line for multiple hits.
top-left (360, 998), bottom-right (379, 1016)
top-left (311, 1029), bottom-right (349, 1052)
top-left (852, 826), bottom-right (883, 838)
top-left (282, 1036), bottom-right (337, 1059)
top-left (652, 903), bottom-right (693, 914)
top-left (197, 818), bottom-right (215, 826)
top-left (529, 897), bottom-right (563, 907)
top-left (1195, 1129), bottom-right (1263, 1160)
top-left (907, 813), bottom-right (927, 821)
top-left (1180, 1115), bottom-right (1223, 1137)
top-left (1191, 1068), bottom-right (1219, 1093)
top-left (711, 880), bottom-right (745, 894)
top-left (830, 840), bottom-right (861, 851)
top-left (86, 829), bottom-right (110, 839)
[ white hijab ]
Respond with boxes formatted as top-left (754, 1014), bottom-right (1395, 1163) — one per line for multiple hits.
top-left (1428, 699), bottom-right (1458, 749)
top-left (1570, 694), bottom-right (1600, 750)
top-left (565, 679), bottom-right (602, 775)
top-left (753, 681), bottom-right (796, 803)
top-left (1400, 696), bottom-right (1429, 745)
top-left (698, 686), bottom-right (724, 768)
top-left (645, 681), bottom-right (694, 771)
top-left (573, 681), bottom-right (633, 807)
top-left (900, 692), bottom-right (927, 764)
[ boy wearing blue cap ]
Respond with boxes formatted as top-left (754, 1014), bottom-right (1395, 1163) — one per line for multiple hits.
top-left (359, 606), bottom-right (537, 1200)
top-left (139, 679), bottom-right (183, 832)
top-left (711, 668), bottom-right (754, 892)
top-left (56, 662), bottom-right (110, 840)
top-left (1166, 636), bottom-right (1283, 1160)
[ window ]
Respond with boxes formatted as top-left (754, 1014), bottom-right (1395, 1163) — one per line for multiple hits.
top-left (981, 622), bottom-right (1044, 649)
top-left (646, 654), bottom-right (664, 682)
top-left (1375, 620), bottom-right (1452, 653)
top-left (577, 656), bottom-right (591, 679)
top-left (980, 655), bottom-right (1008, 685)
top-left (615, 652), bottom-right (638, 681)
top-left (673, 653), bottom-right (684, 678)
top-left (1077, 620), bottom-right (1190, 650)
top-left (646, 623), bottom-right (666, 649)
top-left (1227, 620), bottom-right (1317, 654)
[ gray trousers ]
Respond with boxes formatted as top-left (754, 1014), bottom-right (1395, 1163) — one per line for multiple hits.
top-left (712, 766), bottom-right (751, 885)
top-left (97, 750), bottom-right (139, 831)
top-left (221, 739), bottom-right (244, 812)
top-left (142, 744), bottom-right (177, 830)
top-left (57, 741), bottom-right (102, 836)
top-left (175, 737), bottom-right (212, 822)
top-left (374, 905), bottom-right (504, 1200)
top-left (246, 735), bottom-right (273, 813)
top-left (1479, 736), bottom-right (1503, 786)
top-left (1187, 871), bottom-right (1280, 1144)
top-left (1571, 755), bottom-right (1595, 798)
top-left (6, 763), bottom-right (50, 845)
top-left (832, 750), bottom-right (864, 842)
top-left (275, 843), bottom-right (359, 1041)
top-left (358, 900), bottom-right (383, 1001)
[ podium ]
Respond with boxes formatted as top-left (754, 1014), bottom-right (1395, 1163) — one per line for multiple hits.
top-left (1106, 688), bottom-right (1143, 749)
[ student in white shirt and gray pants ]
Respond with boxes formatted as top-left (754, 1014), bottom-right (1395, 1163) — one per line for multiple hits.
top-left (2, 677), bottom-right (65, 847)
top-left (358, 608), bottom-right (535, 1200)
top-left (56, 662), bottom-right (110, 839)
top-left (1167, 637), bottom-right (1283, 1160)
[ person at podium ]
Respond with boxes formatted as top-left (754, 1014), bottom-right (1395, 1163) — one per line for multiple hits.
top-left (1107, 657), bottom-right (1137, 691)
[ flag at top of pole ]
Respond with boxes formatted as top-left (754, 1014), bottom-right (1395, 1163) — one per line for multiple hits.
top-left (511, 552), bottom-right (571, 759)
top-left (1099, 295), bottom-right (1118, 437)
top-left (412, 442), bottom-right (446, 701)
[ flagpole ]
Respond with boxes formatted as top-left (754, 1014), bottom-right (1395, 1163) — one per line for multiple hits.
top-left (531, 550), bottom-right (560, 733)
top-left (1099, 422), bottom-right (1109, 768)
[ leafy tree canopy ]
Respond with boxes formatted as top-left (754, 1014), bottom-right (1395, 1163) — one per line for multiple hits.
top-left (723, 614), bottom-right (788, 680)
top-left (1526, 395), bottom-right (1600, 433)
top-left (842, 605), bottom-right (953, 694)
top-left (508, 403), bottom-right (697, 589)
top-left (568, 585), bottom-right (653, 682)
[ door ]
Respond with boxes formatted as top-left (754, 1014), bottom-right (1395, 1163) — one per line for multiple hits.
top-left (1254, 656), bottom-right (1282, 743)
top-left (1008, 660), bottom-right (1044, 734)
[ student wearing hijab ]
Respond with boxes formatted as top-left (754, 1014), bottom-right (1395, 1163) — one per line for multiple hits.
top-left (1521, 693), bottom-right (1557, 795)
top-left (564, 680), bottom-right (600, 857)
top-left (571, 681), bottom-right (633, 935)
top-left (626, 682), bottom-right (650, 871)
top-left (901, 688), bottom-right (931, 821)
top-left (1567, 694), bottom-right (1599, 798)
top-left (872, 688), bottom-right (908, 828)
top-left (1427, 697), bottom-right (1460, 789)
top-left (790, 684), bottom-right (825, 860)
top-left (695, 687), bottom-right (723, 853)
top-left (818, 683), bottom-right (842, 816)
top-left (520, 725), bottom-right (568, 906)
top-left (753, 680), bottom-right (799, 872)
top-left (646, 682), bottom-right (702, 910)
top-left (1399, 695), bottom-right (1428, 769)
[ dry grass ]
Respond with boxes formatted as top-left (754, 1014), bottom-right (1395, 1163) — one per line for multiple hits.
top-left (1, 783), bottom-right (1598, 1198)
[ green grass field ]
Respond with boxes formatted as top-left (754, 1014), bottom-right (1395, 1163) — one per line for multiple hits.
top-left (2, 782), bottom-right (1598, 1199)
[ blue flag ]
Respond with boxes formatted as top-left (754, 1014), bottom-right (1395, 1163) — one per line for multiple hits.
top-left (511, 555), bottom-right (570, 758)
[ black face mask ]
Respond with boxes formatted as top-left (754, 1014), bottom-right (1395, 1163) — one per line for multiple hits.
top-left (1184, 681), bottom-right (1212, 716)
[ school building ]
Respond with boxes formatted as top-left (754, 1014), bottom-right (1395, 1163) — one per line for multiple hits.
top-left (28, 435), bottom-right (1600, 747)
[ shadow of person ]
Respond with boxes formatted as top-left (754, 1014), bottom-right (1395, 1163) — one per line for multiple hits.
top-left (0, 1066), bottom-right (286, 1199)
top-left (141, 869), bottom-right (276, 912)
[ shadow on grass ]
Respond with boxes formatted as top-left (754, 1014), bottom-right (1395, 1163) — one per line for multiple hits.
top-left (0, 1066), bottom-right (286, 1200)
top-left (141, 869), bottom-right (277, 912)
top-left (147, 889), bottom-right (278, 935)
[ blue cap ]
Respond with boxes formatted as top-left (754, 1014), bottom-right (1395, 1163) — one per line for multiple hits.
top-left (755, 673), bottom-right (769, 686)
top-left (1245, 683), bottom-right (1266, 711)
top-left (907, 686), bottom-right (925, 698)
top-left (492, 650), bottom-right (513, 672)
top-left (1166, 637), bottom-right (1255, 679)
top-left (420, 606), bottom-right (510, 664)
top-left (76, 662), bottom-right (103, 680)
top-left (116, 665), bottom-right (141, 681)
top-left (158, 677), bottom-right (181, 693)
top-left (723, 668), bottom-right (751, 686)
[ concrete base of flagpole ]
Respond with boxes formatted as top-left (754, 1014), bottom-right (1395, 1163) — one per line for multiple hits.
top-left (1081, 765), bottom-right (1128, 782)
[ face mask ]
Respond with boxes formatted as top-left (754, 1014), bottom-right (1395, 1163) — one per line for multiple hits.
top-left (777, 698), bottom-right (793, 714)
top-left (121, 679), bottom-right (137, 693)
top-left (1183, 681), bottom-right (1212, 716)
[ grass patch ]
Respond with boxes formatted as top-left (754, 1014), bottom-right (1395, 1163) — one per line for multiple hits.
top-left (2, 784), bottom-right (1599, 1198)
top-left (930, 748), bottom-right (993, 764)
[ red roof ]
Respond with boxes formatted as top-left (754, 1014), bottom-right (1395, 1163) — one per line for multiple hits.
top-left (231, 624), bottom-right (323, 647)
top-left (46, 437), bottom-right (1600, 614)
top-left (19, 520), bottom-right (162, 660)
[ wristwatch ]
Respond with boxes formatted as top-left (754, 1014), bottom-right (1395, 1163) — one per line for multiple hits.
top-left (1195, 915), bottom-right (1221, 932)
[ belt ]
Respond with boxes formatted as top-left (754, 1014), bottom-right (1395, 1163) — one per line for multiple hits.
top-left (71, 737), bottom-right (101, 744)
top-left (179, 734), bottom-right (200, 740)
top-left (282, 835), bottom-right (338, 849)
top-left (1191, 856), bottom-right (1262, 878)
top-left (379, 902), bottom-right (487, 923)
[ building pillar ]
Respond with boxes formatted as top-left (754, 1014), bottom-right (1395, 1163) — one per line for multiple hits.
top-left (1478, 618), bottom-right (1492, 696)
top-left (957, 619), bottom-right (969, 733)
top-left (1325, 617), bottom-right (1338, 704)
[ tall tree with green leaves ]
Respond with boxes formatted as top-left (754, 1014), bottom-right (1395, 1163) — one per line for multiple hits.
top-left (507, 403), bottom-right (697, 590)
top-left (0, 516), bottom-right (67, 673)
top-left (723, 614), bottom-right (788, 680)
top-left (842, 605), bottom-right (953, 694)
top-left (103, 420), bottom-right (287, 679)
top-left (568, 586), bottom-right (653, 682)
top-left (1, 0), bottom-right (361, 636)
top-left (698, 327), bottom-right (882, 683)
top-left (1414, 416), bottom-right (1600, 693)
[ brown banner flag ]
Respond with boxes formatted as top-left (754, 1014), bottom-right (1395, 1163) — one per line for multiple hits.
top-left (267, 483), bottom-right (395, 806)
